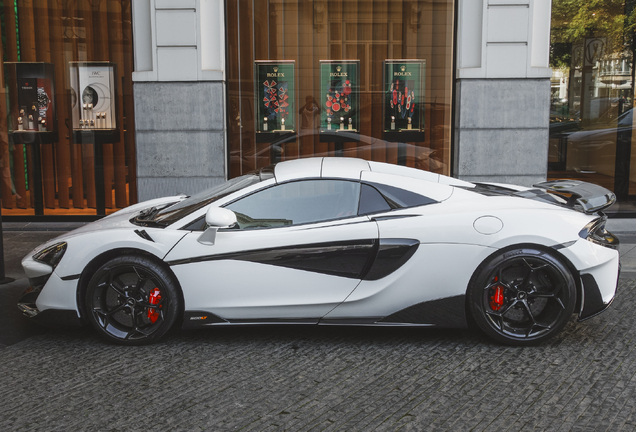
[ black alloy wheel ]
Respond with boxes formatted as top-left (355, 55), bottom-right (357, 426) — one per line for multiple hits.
top-left (468, 247), bottom-right (576, 346)
top-left (85, 255), bottom-right (180, 345)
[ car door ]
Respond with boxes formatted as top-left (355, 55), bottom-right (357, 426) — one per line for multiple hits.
top-left (164, 179), bottom-right (378, 322)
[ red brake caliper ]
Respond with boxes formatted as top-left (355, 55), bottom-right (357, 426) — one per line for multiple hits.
top-left (490, 284), bottom-right (505, 311)
top-left (147, 288), bottom-right (162, 323)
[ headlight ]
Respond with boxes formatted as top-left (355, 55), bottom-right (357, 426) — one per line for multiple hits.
top-left (579, 217), bottom-right (619, 250)
top-left (33, 242), bottom-right (67, 269)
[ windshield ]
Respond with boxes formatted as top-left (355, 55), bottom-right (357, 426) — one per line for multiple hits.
top-left (146, 166), bottom-right (274, 226)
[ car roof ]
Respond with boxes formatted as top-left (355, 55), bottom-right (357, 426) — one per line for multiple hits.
top-left (273, 157), bottom-right (473, 187)
top-left (274, 157), bottom-right (371, 182)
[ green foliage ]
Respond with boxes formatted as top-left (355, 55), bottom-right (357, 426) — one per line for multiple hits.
top-left (550, 0), bottom-right (636, 68)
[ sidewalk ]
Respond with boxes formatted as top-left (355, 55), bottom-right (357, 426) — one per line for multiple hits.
top-left (607, 219), bottom-right (636, 277)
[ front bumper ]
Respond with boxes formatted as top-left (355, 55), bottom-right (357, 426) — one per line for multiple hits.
top-left (18, 256), bottom-right (83, 327)
top-left (18, 286), bottom-right (82, 327)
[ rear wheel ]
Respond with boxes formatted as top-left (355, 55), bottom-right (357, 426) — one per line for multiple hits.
top-left (84, 255), bottom-right (180, 345)
top-left (468, 247), bottom-right (576, 346)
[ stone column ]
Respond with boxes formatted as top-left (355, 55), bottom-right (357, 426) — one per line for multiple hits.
top-left (454, 0), bottom-right (552, 186)
top-left (131, 0), bottom-right (227, 202)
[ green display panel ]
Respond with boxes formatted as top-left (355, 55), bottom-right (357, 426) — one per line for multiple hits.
top-left (383, 60), bottom-right (425, 132)
top-left (255, 60), bottom-right (295, 133)
top-left (319, 60), bottom-right (360, 132)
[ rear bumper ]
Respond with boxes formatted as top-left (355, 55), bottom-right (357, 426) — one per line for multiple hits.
top-left (557, 238), bottom-right (619, 321)
top-left (577, 272), bottom-right (617, 321)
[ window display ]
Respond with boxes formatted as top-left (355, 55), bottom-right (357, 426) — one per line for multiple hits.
top-left (227, 0), bottom-right (454, 177)
top-left (255, 60), bottom-right (296, 141)
top-left (69, 62), bottom-right (117, 131)
top-left (383, 60), bottom-right (425, 140)
top-left (3, 62), bottom-right (59, 215)
top-left (319, 60), bottom-right (360, 136)
top-left (0, 1), bottom-right (136, 217)
top-left (5, 62), bottom-right (57, 140)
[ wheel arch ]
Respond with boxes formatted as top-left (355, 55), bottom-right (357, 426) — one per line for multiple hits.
top-left (464, 242), bottom-right (582, 326)
top-left (76, 248), bottom-right (185, 325)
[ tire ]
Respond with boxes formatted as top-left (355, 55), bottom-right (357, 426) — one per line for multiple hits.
top-left (468, 247), bottom-right (576, 346)
top-left (84, 255), bottom-right (180, 345)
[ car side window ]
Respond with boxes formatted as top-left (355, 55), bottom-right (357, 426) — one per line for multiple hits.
top-left (358, 184), bottom-right (392, 215)
top-left (225, 179), bottom-right (361, 230)
top-left (366, 182), bottom-right (437, 208)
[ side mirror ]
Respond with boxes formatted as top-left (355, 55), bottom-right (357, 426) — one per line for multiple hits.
top-left (205, 207), bottom-right (237, 228)
top-left (197, 207), bottom-right (237, 245)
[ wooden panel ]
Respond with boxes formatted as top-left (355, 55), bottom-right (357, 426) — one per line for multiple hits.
top-left (0, 35), bottom-right (12, 209)
top-left (17, 1), bottom-right (36, 208)
top-left (93, 1), bottom-right (113, 209)
top-left (238, 0), bottom-right (255, 172)
top-left (121, 0), bottom-right (137, 205)
top-left (253, 0), bottom-right (272, 168)
top-left (5, 4), bottom-right (27, 209)
top-left (65, 1), bottom-right (85, 209)
top-left (33, 0), bottom-right (56, 208)
top-left (71, 1), bottom-right (97, 208)
top-left (78, 0), bottom-right (97, 208)
top-left (108, 1), bottom-right (128, 209)
top-left (48, 0), bottom-right (71, 209)
top-left (17, 1), bottom-right (37, 62)
top-left (226, 0), bottom-right (241, 178)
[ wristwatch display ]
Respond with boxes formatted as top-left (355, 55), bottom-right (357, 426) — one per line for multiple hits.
top-left (4, 62), bottom-right (57, 136)
top-left (69, 61), bottom-right (118, 131)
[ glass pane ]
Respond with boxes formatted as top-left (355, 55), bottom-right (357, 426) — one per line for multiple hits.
top-left (226, 0), bottom-right (454, 179)
top-left (227, 179), bottom-right (361, 229)
top-left (0, 1), bottom-right (136, 216)
top-left (549, 1), bottom-right (636, 212)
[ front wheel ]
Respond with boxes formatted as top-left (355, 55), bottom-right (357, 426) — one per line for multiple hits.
top-left (84, 255), bottom-right (180, 345)
top-left (468, 247), bottom-right (576, 346)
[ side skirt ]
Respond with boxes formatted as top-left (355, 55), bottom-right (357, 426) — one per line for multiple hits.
top-left (377, 295), bottom-right (468, 328)
top-left (182, 295), bottom-right (468, 330)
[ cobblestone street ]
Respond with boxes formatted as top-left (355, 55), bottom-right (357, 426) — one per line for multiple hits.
top-left (0, 225), bottom-right (635, 431)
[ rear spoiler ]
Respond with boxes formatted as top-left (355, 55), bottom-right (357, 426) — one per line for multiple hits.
top-left (532, 180), bottom-right (616, 214)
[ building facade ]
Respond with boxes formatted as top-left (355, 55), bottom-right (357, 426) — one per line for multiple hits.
top-left (0, 0), bottom-right (633, 219)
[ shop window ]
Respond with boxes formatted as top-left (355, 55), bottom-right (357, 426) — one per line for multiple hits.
top-left (549, 1), bottom-right (636, 212)
top-left (226, 0), bottom-right (454, 179)
top-left (0, 0), bottom-right (136, 216)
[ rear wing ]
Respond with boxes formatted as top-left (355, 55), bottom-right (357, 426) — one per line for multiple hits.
top-left (532, 180), bottom-right (616, 214)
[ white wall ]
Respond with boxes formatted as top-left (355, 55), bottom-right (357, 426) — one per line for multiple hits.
top-left (131, 0), bottom-right (228, 201)
top-left (454, 0), bottom-right (553, 186)
top-left (457, 0), bottom-right (552, 79)
top-left (131, 0), bottom-right (225, 82)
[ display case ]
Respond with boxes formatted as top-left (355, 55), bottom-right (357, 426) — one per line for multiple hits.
top-left (319, 60), bottom-right (360, 143)
top-left (254, 60), bottom-right (296, 143)
top-left (4, 62), bottom-right (58, 144)
top-left (69, 61), bottom-right (119, 144)
top-left (382, 59), bottom-right (426, 142)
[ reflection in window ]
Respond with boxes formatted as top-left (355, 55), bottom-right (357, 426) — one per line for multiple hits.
top-left (226, 179), bottom-right (360, 229)
top-left (549, 1), bottom-right (636, 207)
top-left (0, 1), bottom-right (136, 216)
top-left (226, 0), bottom-right (454, 178)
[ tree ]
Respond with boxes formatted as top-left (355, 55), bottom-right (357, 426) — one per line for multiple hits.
top-left (550, 0), bottom-right (636, 69)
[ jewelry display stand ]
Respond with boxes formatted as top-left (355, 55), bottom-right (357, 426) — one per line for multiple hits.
top-left (5, 62), bottom-right (58, 213)
top-left (69, 61), bottom-right (120, 215)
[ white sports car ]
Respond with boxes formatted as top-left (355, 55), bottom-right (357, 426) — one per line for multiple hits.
top-left (19, 157), bottom-right (620, 346)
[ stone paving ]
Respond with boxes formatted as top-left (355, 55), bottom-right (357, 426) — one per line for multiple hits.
top-left (0, 224), bottom-right (634, 431)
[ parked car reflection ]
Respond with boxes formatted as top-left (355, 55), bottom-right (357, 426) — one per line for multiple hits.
top-left (239, 131), bottom-right (447, 174)
top-left (564, 108), bottom-right (634, 174)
